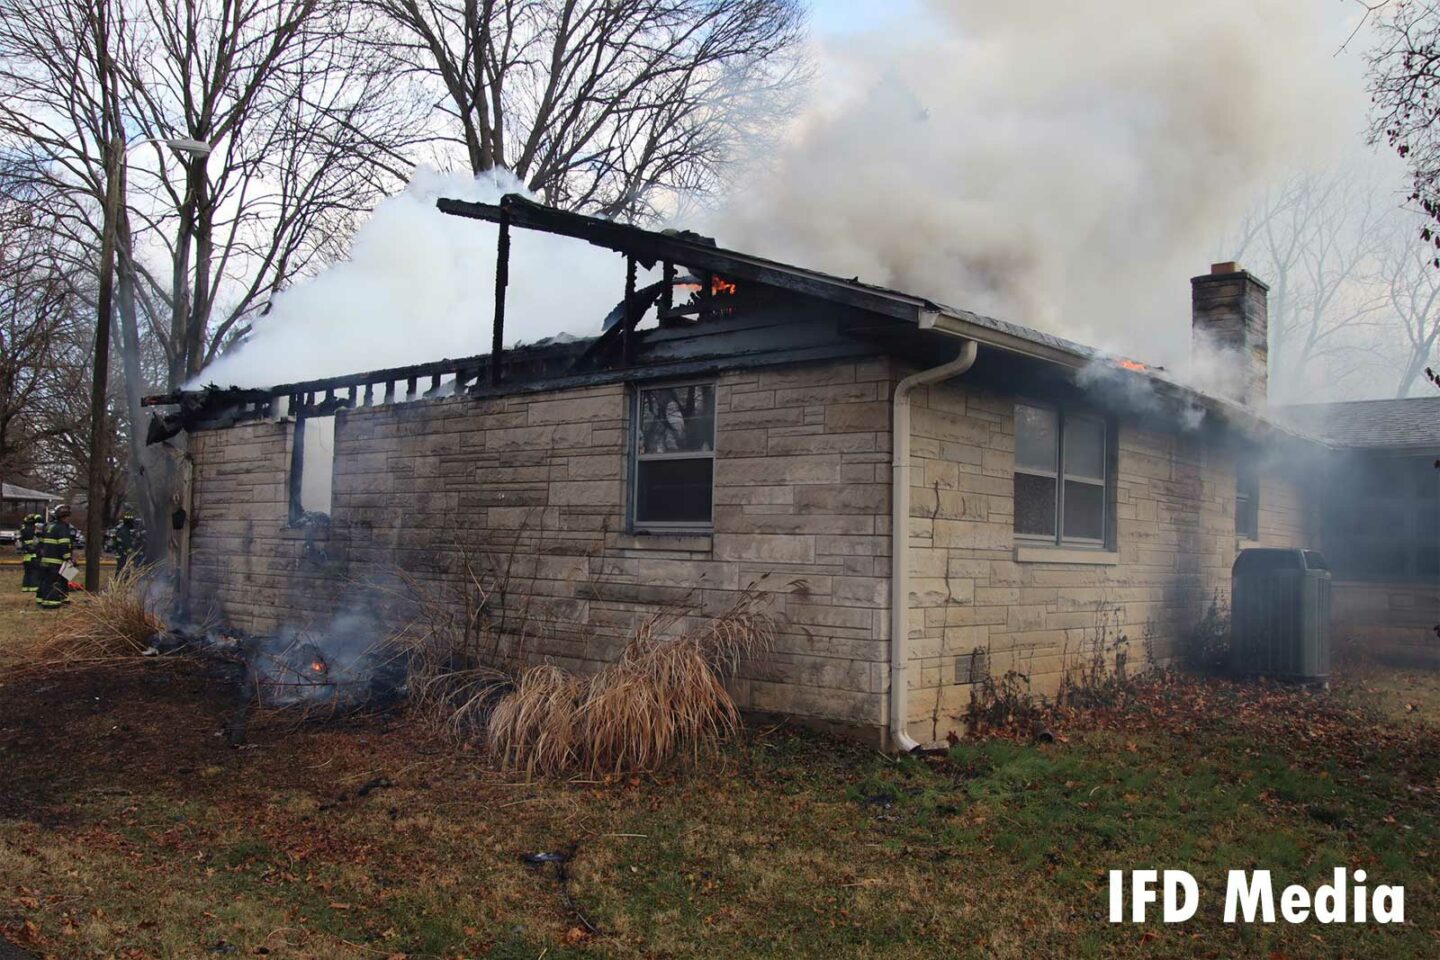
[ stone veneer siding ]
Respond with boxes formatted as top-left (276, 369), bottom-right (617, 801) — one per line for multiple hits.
top-left (186, 357), bottom-right (1316, 742)
top-left (190, 359), bottom-right (898, 735)
top-left (900, 378), bottom-right (1315, 740)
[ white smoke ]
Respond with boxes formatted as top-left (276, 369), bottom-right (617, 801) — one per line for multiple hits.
top-left (199, 1), bottom-right (1378, 389)
top-left (706, 0), bottom-right (1374, 369)
top-left (197, 169), bottom-right (629, 388)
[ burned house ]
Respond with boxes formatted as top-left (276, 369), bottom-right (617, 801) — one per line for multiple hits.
top-left (149, 196), bottom-right (1329, 747)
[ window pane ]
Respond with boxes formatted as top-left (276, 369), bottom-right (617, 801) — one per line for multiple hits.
top-left (1014, 472), bottom-right (1057, 537)
top-left (1235, 496), bottom-right (1258, 538)
top-left (1063, 480), bottom-right (1104, 541)
top-left (636, 458), bottom-right (713, 524)
top-left (639, 385), bottom-right (715, 454)
top-left (1235, 462), bottom-right (1259, 538)
top-left (298, 416), bottom-right (334, 516)
top-left (1063, 416), bottom-right (1105, 481)
top-left (1015, 404), bottom-right (1058, 472)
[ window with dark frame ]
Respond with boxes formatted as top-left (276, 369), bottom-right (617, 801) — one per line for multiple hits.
top-left (1013, 403), bottom-right (1109, 547)
top-left (1235, 460), bottom-right (1260, 540)
top-left (633, 383), bottom-right (716, 528)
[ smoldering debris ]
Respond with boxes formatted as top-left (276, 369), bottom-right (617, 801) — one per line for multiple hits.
top-left (146, 592), bottom-right (415, 743)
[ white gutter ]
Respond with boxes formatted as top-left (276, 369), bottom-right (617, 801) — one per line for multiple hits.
top-left (889, 334), bottom-right (979, 752)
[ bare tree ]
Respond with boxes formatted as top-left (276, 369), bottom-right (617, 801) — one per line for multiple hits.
top-left (0, 0), bottom-right (425, 557)
top-left (113, 0), bottom-right (429, 383)
top-left (372, 0), bottom-right (806, 219)
top-left (1377, 211), bottom-right (1440, 394)
top-left (1370, 0), bottom-right (1440, 260)
top-left (0, 194), bottom-right (83, 486)
top-left (1226, 169), bottom-right (1392, 400)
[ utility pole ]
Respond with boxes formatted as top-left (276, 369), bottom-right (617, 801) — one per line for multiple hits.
top-left (85, 0), bottom-right (122, 593)
top-left (85, 132), bottom-right (123, 592)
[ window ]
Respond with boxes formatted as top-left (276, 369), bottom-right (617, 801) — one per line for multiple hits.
top-left (1235, 460), bottom-right (1259, 540)
top-left (289, 415), bottom-right (335, 523)
top-left (1014, 403), bottom-right (1108, 546)
top-left (632, 383), bottom-right (715, 528)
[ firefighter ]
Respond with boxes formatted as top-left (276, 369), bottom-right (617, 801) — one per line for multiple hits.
top-left (114, 511), bottom-right (139, 575)
top-left (36, 505), bottom-right (77, 609)
top-left (17, 513), bottom-right (41, 593)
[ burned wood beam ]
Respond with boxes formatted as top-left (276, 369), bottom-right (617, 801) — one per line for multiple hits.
top-left (660, 261), bottom-right (675, 315)
top-left (492, 205), bottom-right (510, 386)
top-left (142, 355), bottom-right (498, 408)
top-left (436, 193), bottom-right (931, 323)
top-left (288, 415), bottom-right (306, 522)
top-left (569, 279), bottom-right (664, 374)
top-left (622, 256), bottom-right (637, 367)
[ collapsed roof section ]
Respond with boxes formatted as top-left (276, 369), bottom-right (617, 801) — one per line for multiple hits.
top-left (144, 192), bottom-right (1319, 448)
top-left (437, 194), bottom-right (1104, 368)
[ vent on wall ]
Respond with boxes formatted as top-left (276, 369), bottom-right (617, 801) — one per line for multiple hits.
top-left (955, 648), bottom-right (989, 685)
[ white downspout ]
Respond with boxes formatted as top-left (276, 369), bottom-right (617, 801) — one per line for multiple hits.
top-left (890, 337), bottom-right (978, 751)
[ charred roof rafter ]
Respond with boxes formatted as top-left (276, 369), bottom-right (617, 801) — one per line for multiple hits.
top-left (436, 194), bottom-right (939, 324)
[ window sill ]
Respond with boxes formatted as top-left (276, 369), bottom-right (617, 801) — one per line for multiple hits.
top-left (1014, 545), bottom-right (1119, 565)
top-left (613, 532), bottom-right (713, 553)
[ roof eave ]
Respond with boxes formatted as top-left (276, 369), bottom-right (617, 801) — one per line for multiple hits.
top-left (923, 309), bottom-right (1088, 367)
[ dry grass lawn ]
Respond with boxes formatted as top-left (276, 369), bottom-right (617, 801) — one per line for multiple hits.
top-left (0, 586), bottom-right (1437, 959)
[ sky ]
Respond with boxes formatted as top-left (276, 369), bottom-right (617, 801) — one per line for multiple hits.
top-left (807, 0), bottom-right (922, 36)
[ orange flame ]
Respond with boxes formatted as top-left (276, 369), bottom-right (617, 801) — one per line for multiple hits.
top-left (311, 660), bottom-right (326, 674)
top-left (711, 276), bottom-right (736, 296)
top-left (1116, 359), bottom-right (1147, 372)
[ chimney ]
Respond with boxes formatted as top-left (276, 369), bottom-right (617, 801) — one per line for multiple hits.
top-left (1191, 262), bottom-right (1268, 406)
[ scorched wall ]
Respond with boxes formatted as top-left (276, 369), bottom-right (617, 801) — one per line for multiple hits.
top-left (186, 357), bottom-right (1318, 742)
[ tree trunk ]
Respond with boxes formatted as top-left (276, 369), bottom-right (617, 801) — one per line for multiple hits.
top-left (116, 214), bottom-right (173, 565)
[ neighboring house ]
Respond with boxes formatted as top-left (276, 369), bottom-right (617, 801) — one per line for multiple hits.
top-left (1274, 397), bottom-right (1440, 667)
top-left (1, 482), bottom-right (62, 530)
top-left (149, 197), bottom-right (1324, 747)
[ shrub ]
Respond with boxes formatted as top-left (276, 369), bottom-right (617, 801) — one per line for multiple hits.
top-left (487, 585), bottom-right (777, 778)
top-left (964, 668), bottom-right (1043, 735)
top-left (1181, 592), bottom-right (1231, 674)
top-left (32, 563), bottom-right (166, 665)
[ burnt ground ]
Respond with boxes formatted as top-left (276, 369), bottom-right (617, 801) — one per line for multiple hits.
top-left (1, 600), bottom-right (1438, 958)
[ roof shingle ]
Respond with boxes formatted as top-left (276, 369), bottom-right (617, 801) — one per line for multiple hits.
top-left (1273, 397), bottom-right (1440, 450)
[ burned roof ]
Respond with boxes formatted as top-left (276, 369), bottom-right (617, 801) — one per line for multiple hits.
top-left (148, 193), bottom-right (1317, 449)
top-left (1273, 396), bottom-right (1440, 451)
top-left (439, 194), bottom-right (1102, 369)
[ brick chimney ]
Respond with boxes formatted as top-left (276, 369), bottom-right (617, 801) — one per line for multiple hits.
top-left (1191, 262), bottom-right (1268, 406)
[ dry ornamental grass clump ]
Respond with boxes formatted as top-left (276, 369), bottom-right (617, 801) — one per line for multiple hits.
top-left (487, 586), bottom-right (778, 778)
top-left (31, 564), bottom-right (165, 666)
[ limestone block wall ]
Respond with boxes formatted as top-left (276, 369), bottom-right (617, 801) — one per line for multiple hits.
top-left (188, 422), bottom-right (319, 629)
top-left (186, 360), bottom-right (897, 736)
top-left (185, 355), bottom-right (1319, 743)
top-left (900, 378), bottom-right (1316, 741)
